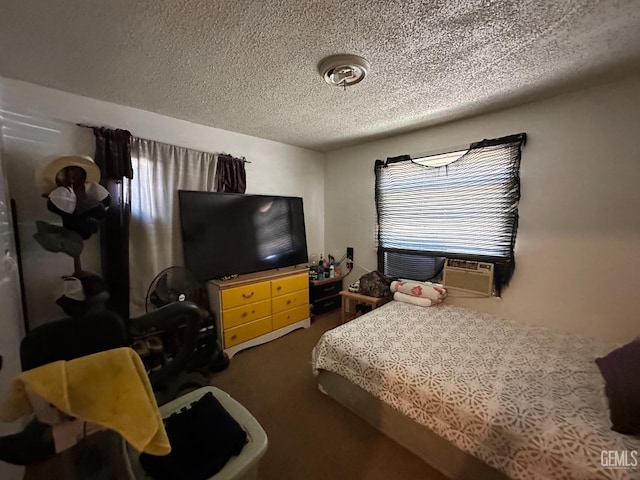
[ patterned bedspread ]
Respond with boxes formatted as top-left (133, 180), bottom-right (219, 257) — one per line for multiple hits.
top-left (312, 302), bottom-right (640, 480)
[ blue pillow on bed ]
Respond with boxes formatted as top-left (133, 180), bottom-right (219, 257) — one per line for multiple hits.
top-left (595, 338), bottom-right (640, 435)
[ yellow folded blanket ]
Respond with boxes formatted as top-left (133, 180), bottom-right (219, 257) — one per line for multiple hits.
top-left (0, 347), bottom-right (170, 455)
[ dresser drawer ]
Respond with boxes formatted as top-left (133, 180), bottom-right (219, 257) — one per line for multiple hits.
top-left (272, 273), bottom-right (308, 297)
top-left (272, 289), bottom-right (309, 314)
top-left (312, 294), bottom-right (341, 315)
top-left (272, 304), bottom-right (309, 330)
top-left (223, 299), bottom-right (271, 329)
top-left (311, 280), bottom-right (341, 300)
top-left (224, 316), bottom-right (272, 348)
top-left (222, 280), bottom-right (271, 309)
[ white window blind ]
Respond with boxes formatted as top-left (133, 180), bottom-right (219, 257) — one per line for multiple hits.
top-left (375, 133), bottom-right (526, 289)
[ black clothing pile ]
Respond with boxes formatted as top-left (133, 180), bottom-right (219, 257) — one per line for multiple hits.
top-left (140, 392), bottom-right (247, 480)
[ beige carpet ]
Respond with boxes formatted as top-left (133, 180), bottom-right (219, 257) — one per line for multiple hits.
top-left (210, 310), bottom-right (447, 480)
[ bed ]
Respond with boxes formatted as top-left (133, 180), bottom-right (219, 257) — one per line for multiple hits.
top-left (312, 301), bottom-right (640, 480)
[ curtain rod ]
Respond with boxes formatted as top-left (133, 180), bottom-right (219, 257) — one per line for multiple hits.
top-left (75, 123), bottom-right (251, 162)
top-left (409, 132), bottom-right (526, 161)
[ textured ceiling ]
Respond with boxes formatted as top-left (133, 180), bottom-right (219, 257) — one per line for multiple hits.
top-left (2, 1), bottom-right (640, 152)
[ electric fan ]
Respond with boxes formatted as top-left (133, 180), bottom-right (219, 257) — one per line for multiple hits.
top-left (146, 266), bottom-right (203, 313)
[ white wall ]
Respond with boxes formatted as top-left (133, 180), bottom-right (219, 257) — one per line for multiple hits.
top-left (0, 77), bottom-right (325, 327)
top-left (4, 73), bottom-right (639, 342)
top-left (0, 114), bottom-right (26, 480)
top-left (324, 73), bottom-right (640, 344)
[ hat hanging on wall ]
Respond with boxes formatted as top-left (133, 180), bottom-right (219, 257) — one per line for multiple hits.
top-left (35, 155), bottom-right (101, 195)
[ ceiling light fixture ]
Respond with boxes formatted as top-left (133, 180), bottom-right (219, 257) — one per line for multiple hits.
top-left (319, 54), bottom-right (370, 90)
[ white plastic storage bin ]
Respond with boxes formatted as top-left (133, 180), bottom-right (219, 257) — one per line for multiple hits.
top-left (125, 386), bottom-right (268, 480)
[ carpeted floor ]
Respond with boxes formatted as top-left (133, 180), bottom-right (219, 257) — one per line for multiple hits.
top-left (210, 310), bottom-right (447, 480)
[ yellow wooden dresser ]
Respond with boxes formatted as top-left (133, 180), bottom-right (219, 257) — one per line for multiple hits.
top-left (207, 268), bottom-right (310, 358)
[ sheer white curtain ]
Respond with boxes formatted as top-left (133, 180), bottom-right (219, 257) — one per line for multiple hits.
top-left (129, 137), bottom-right (216, 316)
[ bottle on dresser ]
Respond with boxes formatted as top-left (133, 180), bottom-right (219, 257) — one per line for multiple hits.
top-left (309, 253), bottom-right (318, 281)
top-left (318, 253), bottom-right (325, 280)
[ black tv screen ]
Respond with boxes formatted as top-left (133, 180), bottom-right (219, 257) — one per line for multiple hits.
top-left (178, 191), bottom-right (309, 281)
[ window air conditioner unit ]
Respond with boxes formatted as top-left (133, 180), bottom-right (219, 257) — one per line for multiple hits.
top-left (442, 259), bottom-right (494, 297)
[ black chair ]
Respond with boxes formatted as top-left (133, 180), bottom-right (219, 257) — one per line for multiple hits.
top-left (21, 301), bottom-right (203, 390)
top-left (0, 301), bottom-right (204, 466)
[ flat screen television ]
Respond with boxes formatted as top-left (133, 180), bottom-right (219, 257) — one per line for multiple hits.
top-left (178, 190), bottom-right (309, 281)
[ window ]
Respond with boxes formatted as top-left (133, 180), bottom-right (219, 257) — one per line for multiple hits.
top-left (375, 133), bottom-right (526, 294)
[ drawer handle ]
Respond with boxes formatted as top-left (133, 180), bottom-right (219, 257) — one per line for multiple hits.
top-left (242, 312), bottom-right (247, 317)
top-left (322, 287), bottom-right (334, 292)
top-left (242, 292), bottom-right (255, 299)
top-left (231, 334), bottom-right (237, 340)
top-left (286, 300), bottom-right (292, 304)
top-left (277, 285), bottom-right (282, 290)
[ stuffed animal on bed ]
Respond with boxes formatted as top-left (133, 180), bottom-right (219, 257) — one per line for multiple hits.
top-left (390, 280), bottom-right (447, 307)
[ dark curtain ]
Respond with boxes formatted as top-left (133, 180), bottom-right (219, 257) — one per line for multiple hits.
top-left (215, 154), bottom-right (246, 193)
top-left (93, 127), bottom-right (133, 319)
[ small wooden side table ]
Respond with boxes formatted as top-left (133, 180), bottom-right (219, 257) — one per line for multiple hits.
top-left (339, 290), bottom-right (392, 323)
